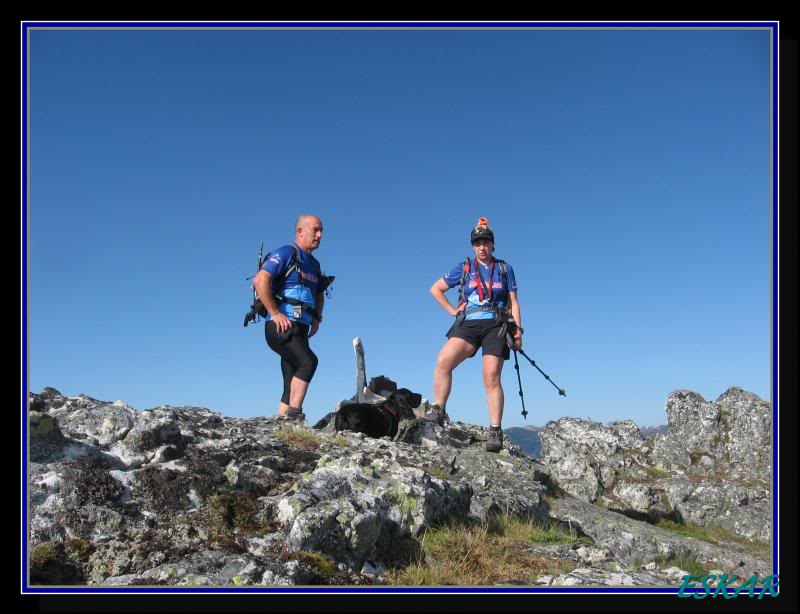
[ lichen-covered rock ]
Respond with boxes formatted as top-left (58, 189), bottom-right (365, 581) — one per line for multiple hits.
top-left (538, 388), bottom-right (771, 545)
top-left (547, 495), bottom-right (769, 578)
top-left (715, 387), bottom-right (771, 477)
top-left (658, 478), bottom-right (770, 543)
top-left (277, 448), bottom-right (472, 569)
top-left (539, 418), bottom-right (640, 502)
top-left (549, 567), bottom-right (670, 587)
top-left (54, 399), bottom-right (136, 449)
top-left (657, 391), bottom-right (722, 461)
top-left (610, 481), bottom-right (663, 514)
top-left (652, 387), bottom-right (770, 479)
top-left (26, 385), bottom-right (771, 587)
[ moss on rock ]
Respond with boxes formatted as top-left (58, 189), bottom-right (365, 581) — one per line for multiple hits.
top-left (30, 541), bottom-right (84, 585)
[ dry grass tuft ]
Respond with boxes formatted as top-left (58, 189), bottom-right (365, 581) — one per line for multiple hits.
top-left (385, 514), bottom-right (580, 586)
top-left (274, 426), bottom-right (323, 450)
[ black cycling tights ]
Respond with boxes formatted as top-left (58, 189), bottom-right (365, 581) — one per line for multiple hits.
top-left (265, 320), bottom-right (319, 405)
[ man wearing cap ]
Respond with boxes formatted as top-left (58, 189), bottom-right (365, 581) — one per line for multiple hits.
top-left (428, 218), bottom-right (523, 452)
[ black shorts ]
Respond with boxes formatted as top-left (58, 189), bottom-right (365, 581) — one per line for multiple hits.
top-left (447, 318), bottom-right (510, 360)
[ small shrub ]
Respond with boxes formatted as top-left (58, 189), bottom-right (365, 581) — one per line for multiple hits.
top-left (288, 551), bottom-right (338, 578)
top-left (30, 541), bottom-right (84, 585)
top-left (198, 491), bottom-right (273, 552)
top-left (62, 457), bottom-right (124, 506)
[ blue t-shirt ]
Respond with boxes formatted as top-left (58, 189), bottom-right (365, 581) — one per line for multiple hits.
top-left (442, 258), bottom-right (518, 320)
top-left (261, 243), bottom-right (321, 326)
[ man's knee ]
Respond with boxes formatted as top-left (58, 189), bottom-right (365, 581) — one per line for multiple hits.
top-left (295, 352), bottom-right (318, 381)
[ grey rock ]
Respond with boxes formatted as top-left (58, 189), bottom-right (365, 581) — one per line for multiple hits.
top-left (26, 384), bottom-right (772, 588)
top-left (611, 481), bottom-right (662, 514)
top-left (547, 495), bottom-right (769, 577)
top-left (550, 567), bottom-right (672, 587)
top-left (539, 417), bottom-right (635, 502)
top-left (539, 388), bottom-right (771, 544)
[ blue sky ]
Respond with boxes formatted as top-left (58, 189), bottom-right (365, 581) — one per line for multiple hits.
top-left (26, 25), bottom-right (773, 429)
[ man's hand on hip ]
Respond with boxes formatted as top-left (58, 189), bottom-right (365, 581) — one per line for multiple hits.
top-left (272, 312), bottom-right (293, 333)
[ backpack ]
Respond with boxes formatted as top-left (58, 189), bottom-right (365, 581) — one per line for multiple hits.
top-left (243, 243), bottom-right (334, 327)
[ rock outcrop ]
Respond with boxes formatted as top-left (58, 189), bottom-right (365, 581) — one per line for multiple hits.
top-left (27, 384), bottom-right (771, 587)
top-left (538, 387), bottom-right (772, 544)
top-left (28, 385), bottom-right (550, 586)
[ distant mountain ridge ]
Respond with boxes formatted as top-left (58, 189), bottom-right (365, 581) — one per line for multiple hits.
top-left (640, 424), bottom-right (668, 437)
top-left (504, 425), bottom-right (542, 458)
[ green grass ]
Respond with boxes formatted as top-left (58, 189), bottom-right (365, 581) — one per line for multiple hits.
top-left (616, 465), bottom-right (671, 484)
top-left (423, 466), bottom-right (453, 480)
top-left (655, 554), bottom-right (710, 576)
top-left (384, 514), bottom-right (582, 586)
top-left (487, 515), bottom-right (579, 545)
top-left (642, 465), bottom-right (670, 479)
top-left (656, 519), bottom-right (770, 559)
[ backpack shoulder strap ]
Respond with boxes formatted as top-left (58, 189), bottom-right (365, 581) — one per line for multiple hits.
top-left (286, 243), bottom-right (301, 273)
top-left (496, 259), bottom-right (507, 276)
top-left (458, 257), bottom-right (471, 305)
top-left (495, 259), bottom-right (508, 291)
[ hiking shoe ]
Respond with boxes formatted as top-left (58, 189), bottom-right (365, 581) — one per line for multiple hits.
top-left (280, 407), bottom-right (305, 421)
top-left (485, 428), bottom-right (503, 453)
top-left (425, 404), bottom-right (449, 426)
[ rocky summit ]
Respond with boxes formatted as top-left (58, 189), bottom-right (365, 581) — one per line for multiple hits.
top-left (539, 387), bottom-right (772, 544)
top-left (27, 384), bottom-right (772, 587)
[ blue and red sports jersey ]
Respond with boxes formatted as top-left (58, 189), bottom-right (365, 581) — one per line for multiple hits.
top-left (261, 243), bottom-right (321, 325)
top-left (442, 258), bottom-right (517, 320)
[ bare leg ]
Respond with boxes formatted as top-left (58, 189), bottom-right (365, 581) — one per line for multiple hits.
top-left (482, 354), bottom-right (505, 425)
top-left (434, 337), bottom-right (477, 407)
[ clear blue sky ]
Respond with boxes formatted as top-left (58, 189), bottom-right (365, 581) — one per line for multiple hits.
top-left (26, 25), bottom-right (773, 429)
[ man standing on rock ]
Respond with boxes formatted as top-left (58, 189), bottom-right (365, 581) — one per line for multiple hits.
top-left (253, 215), bottom-right (330, 420)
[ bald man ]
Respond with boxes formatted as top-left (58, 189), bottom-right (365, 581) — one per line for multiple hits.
top-left (253, 215), bottom-right (328, 419)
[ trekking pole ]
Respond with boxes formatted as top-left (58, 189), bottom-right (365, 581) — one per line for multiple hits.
top-left (511, 350), bottom-right (528, 420)
top-left (517, 349), bottom-right (566, 397)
